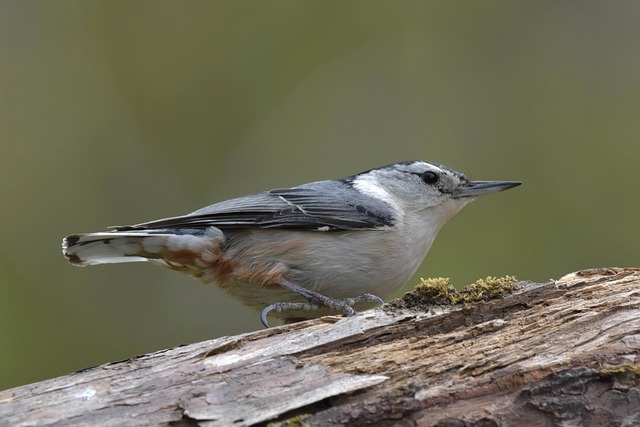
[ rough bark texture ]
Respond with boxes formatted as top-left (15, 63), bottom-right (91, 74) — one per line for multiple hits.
top-left (1, 268), bottom-right (639, 426)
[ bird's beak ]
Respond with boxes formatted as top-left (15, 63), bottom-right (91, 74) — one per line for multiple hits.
top-left (453, 181), bottom-right (521, 198)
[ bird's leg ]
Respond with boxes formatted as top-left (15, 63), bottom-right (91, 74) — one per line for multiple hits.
top-left (260, 279), bottom-right (384, 327)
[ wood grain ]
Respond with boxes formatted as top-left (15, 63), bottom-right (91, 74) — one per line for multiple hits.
top-left (1, 268), bottom-right (638, 426)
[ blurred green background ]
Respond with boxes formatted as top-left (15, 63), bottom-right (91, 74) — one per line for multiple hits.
top-left (1, 1), bottom-right (639, 390)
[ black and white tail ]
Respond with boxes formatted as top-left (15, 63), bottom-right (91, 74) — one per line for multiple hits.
top-left (62, 228), bottom-right (223, 267)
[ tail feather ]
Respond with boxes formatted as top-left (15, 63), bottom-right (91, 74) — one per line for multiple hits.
top-left (62, 228), bottom-right (223, 267)
top-left (62, 232), bottom-right (163, 266)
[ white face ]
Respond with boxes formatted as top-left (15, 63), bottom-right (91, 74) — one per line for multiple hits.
top-left (347, 161), bottom-right (474, 253)
top-left (363, 161), bottom-right (471, 213)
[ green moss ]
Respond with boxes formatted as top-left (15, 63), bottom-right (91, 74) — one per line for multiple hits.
top-left (268, 413), bottom-right (312, 427)
top-left (599, 364), bottom-right (640, 389)
top-left (413, 277), bottom-right (459, 305)
top-left (457, 276), bottom-right (521, 303)
top-left (388, 382), bottom-right (418, 397)
top-left (600, 363), bottom-right (640, 377)
top-left (392, 275), bottom-right (520, 310)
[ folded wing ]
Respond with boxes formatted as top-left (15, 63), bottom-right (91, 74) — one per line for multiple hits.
top-left (116, 180), bottom-right (396, 232)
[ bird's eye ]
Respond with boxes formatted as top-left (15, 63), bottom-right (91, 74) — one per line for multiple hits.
top-left (421, 171), bottom-right (439, 185)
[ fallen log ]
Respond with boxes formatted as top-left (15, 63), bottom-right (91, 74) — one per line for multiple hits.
top-left (1, 268), bottom-right (639, 426)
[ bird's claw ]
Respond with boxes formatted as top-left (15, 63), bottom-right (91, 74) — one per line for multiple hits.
top-left (260, 292), bottom-right (384, 328)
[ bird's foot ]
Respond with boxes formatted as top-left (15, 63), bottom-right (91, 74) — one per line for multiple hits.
top-left (260, 279), bottom-right (384, 327)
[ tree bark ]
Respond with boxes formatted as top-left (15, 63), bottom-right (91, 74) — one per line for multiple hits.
top-left (1, 268), bottom-right (639, 426)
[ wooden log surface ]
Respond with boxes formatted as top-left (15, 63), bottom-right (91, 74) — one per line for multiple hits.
top-left (1, 267), bottom-right (639, 426)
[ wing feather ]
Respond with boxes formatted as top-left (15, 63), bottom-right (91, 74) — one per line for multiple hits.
top-left (115, 180), bottom-right (396, 232)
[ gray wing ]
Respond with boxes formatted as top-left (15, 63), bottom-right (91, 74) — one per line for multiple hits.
top-left (116, 180), bottom-right (395, 232)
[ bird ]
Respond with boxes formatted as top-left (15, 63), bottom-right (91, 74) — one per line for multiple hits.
top-left (62, 160), bottom-right (520, 326)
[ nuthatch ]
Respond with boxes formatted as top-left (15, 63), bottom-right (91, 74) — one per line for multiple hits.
top-left (62, 161), bottom-right (520, 326)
